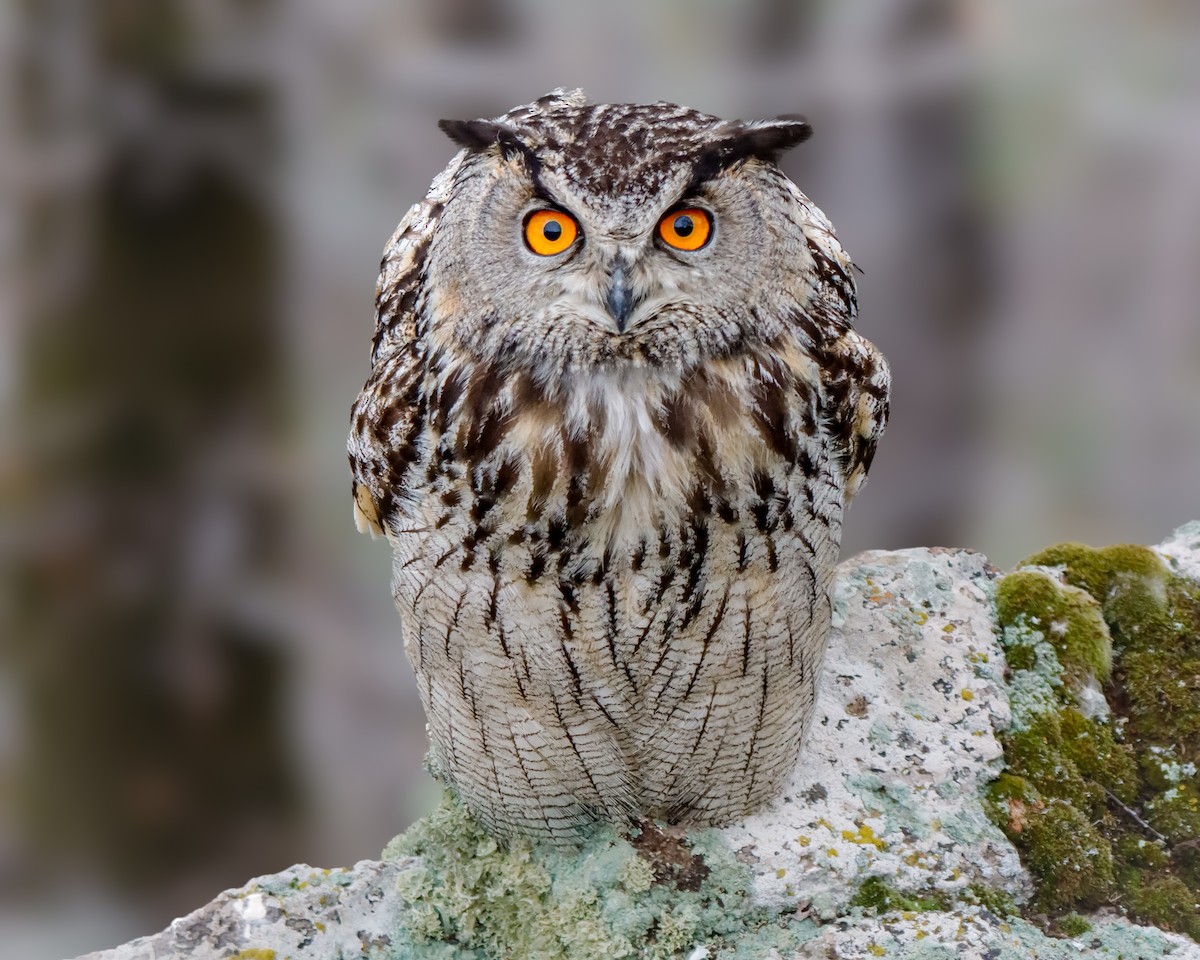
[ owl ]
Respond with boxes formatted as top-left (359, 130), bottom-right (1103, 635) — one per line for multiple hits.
top-left (348, 89), bottom-right (889, 845)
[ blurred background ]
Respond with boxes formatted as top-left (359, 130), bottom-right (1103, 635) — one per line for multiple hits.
top-left (1, 0), bottom-right (1198, 956)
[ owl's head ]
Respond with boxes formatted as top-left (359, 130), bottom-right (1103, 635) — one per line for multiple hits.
top-left (405, 89), bottom-right (847, 378)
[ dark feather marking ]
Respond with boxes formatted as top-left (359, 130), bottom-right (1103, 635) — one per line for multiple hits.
top-left (682, 584), bottom-right (730, 702)
top-left (513, 650), bottom-right (529, 701)
top-left (550, 698), bottom-right (604, 802)
top-left (743, 662), bottom-right (772, 778)
top-left (547, 514), bottom-right (568, 551)
top-left (629, 609), bottom-right (659, 662)
top-left (434, 368), bottom-right (467, 434)
top-left (751, 379), bottom-right (798, 464)
top-left (493, 455), bottom-right (520, 498)
top-left (750, 471), bottom-right (777, 533)
top-left (592, 695), bottom-right (620, 729)
top-left (649, 560), bottom-right (677, 612)
top-left (687, 688), bottom-right (720, 770)
top-left (411, 569), bottom-right (437, 610)
top-left (741, 604), bottom-right (753, 677)
top-left (648, 634), bottom-right (674, 684)
top-left (631, 539), bottom-right (647, 571)
top-left (807, 237), bottom-right (855, 315)
top-left (486, 567), bottom-right (501, 629)
top-left (445, 594), bottom-right (466, 660)
top-left (678, 520), bottom-right (710, 628)
top-left (529, 448), bottom-right (557, 517)
top-left (560, 637), bottom-right (582, 697)
top-left (563, 436), bottom-right (589, 528)
top-left (463, 409), bottom-right (509, 461)
top-left (559, 579), bottom-right (579, 614)
top-left (527, 550), bottom-right (546, 583)
top-left (765, 535), bottom-right (778, 572)
top-left (605, 580), bottom-right (620, 671)
top-left (659, 391), bottom-right (695, 448)
top-left (736, 532), bottom-right (749, 571)
top-left (506, 728), bottom-right (553, 836)
top-left (460, 660), bottom-right (475, 719)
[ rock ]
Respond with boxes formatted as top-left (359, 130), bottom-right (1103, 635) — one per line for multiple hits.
top-left (74, 860), bottom-right (415, 960)
top-left (721, 547), bottom-right (1026, 919)
top-left (1157, 519), bottom-right (1200, 581)
top-left (786, 908), bottom-right (1200, 958)
top-left (74, 526), bottom-right (1200, 960)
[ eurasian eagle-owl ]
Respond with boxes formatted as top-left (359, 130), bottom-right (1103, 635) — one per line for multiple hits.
top-left (348, 89), bottom-right (890, 844)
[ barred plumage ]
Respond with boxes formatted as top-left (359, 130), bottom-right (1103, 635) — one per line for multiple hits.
top-left (348, 89), bottom-right (889, 843)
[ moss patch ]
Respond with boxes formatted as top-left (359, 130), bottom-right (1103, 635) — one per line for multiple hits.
top-left (381, 791), bottom-right (814, 960)
top-left (995, 569), bottom-right (1112, 682)
top-left (848, 877), bottom-right (1016, 922)
top-left (990, 539), bottom-right (1200, 941)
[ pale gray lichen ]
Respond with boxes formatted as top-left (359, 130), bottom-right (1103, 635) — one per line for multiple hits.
top-left (380, 790), bottom-right (815, 960)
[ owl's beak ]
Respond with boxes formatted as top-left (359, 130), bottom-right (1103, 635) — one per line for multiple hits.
top-left (605, 263), bottom-right (639, 333)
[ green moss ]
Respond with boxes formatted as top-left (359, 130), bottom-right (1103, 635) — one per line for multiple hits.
top-left (1021, 802), bottom-right (1114, 911)
top-left (1113, 834), bottom-right (1169, 870)
top-left (960, 884), bottom-right (1017, 918)
top-left (848, 878), bottom-right (1015, 920)
top-left (1145, 782), bottom-right (1200, 843)
top-left (1114, 576), bottom-right (1200, 746)
top-left (1127, 876), bottom-right (1200, 941)
top-left (989, 537), bottom-right (1200, 943)
top-left (383, 791), bottom-right (776, 960)
top-left (995, 571), bottom-right (1112, 682)
top-left (1022, 543), bottom-right (1165, 599)
top-left (850, 877), bottom-right (946, 914)
top-left (1054, 707), bottom-right (1140, 804)
top-left (1055, 913), bottom-right (1093, 938)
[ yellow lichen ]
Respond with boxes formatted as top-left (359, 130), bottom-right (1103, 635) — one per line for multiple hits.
top-left (840, 824), bottom-right (887, 850)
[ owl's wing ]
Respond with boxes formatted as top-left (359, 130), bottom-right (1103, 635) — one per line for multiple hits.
top-left (794, 193), bottom-right (892, 502)
top-left (819, 330), bottom-right (891, 501)
top-left (348, 156), bottom-right (463, 536)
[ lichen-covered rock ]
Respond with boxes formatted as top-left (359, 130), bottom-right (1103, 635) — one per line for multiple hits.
top-left (74, 859), bottom-right (415, 960)
top-left (73, 527), bottom-right (1200, 960)
top-left (787, 908), bottom-right (1200, 959)
top-left (720, 547), bottom-right (1026, 918)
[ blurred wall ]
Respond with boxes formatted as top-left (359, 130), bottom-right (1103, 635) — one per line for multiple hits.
top-left (1, 0), bottom-right (1198, 956)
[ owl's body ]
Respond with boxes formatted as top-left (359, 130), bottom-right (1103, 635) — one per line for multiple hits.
top-left (349, 91), bottom-right (889, 843)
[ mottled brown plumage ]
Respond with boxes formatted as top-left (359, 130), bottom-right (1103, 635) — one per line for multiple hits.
top-left (349, 89), bottom-right (890, 843)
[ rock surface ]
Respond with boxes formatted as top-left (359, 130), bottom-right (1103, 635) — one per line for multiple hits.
top-left (77, 527), bottom-right (1200, 960)
top-left (723, 547), bottom-right (1025, 918)
top-left (77, 860), bottom-right (415, 960)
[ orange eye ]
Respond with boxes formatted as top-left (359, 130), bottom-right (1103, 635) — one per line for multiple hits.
top-left (658, 207), bottom-right (712, 251)
top-left (524, 209), bottom-right (578, 256)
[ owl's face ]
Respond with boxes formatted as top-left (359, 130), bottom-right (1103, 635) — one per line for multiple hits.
top-left (422, 91), bottom-right (819, 376)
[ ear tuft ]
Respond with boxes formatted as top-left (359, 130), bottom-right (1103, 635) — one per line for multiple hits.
top-left (727, 115), bottom-right (813, 162)
top-left (438, 118), bottom-right (513, 152)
